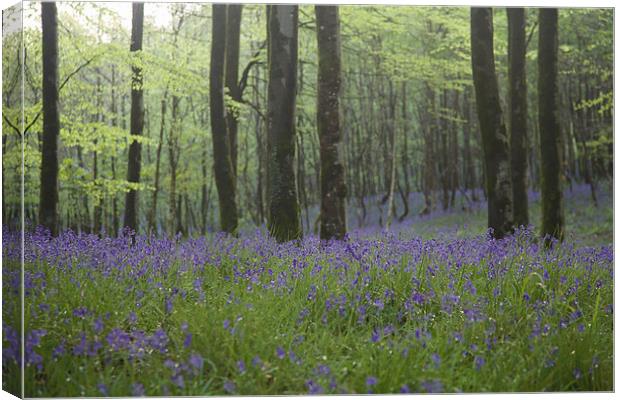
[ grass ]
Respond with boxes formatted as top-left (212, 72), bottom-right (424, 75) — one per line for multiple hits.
top-left (2, 183), bottom-right (613, 396)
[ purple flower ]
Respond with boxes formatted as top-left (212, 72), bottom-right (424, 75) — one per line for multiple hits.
top-left (223, 380), bottom-right (236, 393)
top-left (421, 379), bottom-right (444, 393)
top-left (171, 373), bottom-right (185, 388)
top-left (474, 356), bottom-right (485, 370)
top-left (306, 379), bottom-right (324, 394)
top-left (276, 346), bottom-right (286, 359)
top-left (73, 307), bottom-right (89, 318)
top-left (73, 332), bottom-right (88, 356)
top-left (183, 333), bottom-right (192, 349)
top-left (400, 384), bottom-right (410, 393)
top-left (366, 376), bottom-right (378, 386)
top-left (315, 364), bottom-right (331, 376)
top-left (189, 353), bottom-right (204, 370)
top-left (237, 360), bottom-right (246, 373)
top-left (370, 329), bottom-right (380, 343)
top-left (165, 297), bottom-right (173, 314)
top-left (106, 328), bottom-right (130, 351)
top-left (573, 368), bottom-right (582, 380)
top-left (148, 328), bottom-right (168, 354)
top-left (97, 383), bottom-right (108, 396)
top-left (93, 317), bottom-right (104, 334)
top-left (132, 382), bottom-right (145, 396)
top-left (52, 342), bottom-right (65, 359)
top-left (431, 353), bottom-right (441, 367)
top-left (251, 355), bottom-right (263, 368)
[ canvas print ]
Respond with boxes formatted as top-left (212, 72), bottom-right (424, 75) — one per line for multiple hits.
top-left (1, 1), bottom-right (614, 397)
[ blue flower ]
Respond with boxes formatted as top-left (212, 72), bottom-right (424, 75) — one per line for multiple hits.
top-left (223, 380), bottom-right (236, 393)
top-left (97, 383), bottom-right (108, 396)
top-left (366, 376), bottom-right (378, 386)
top-left (276, 346), bottom-right (286, 359)
top-left (183, 333), bottom-right (192, 349)
top-left (237, 360), bottom-right (246, 373)
top-left (132, 382), bottom-right (145, 396)
top-left (189, 353), bottom-right (204, 370)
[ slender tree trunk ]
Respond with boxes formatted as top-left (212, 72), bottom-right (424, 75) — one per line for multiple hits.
top-left (538, 8), bottom-right (564, 241)
top-left (225, 4), bottom-right (243, 178)
top-left (39, 2), bottom-right (60, 235)
top-left (316, 5), bottom-right (346, 240)
top-left (210, 4), bottom-right (239, 234)
top-left (470, 7), bottom-right (514, 238)
top-left (398, 82), bottom-right (410, 222)
top-left (168, 96), bottom-right (180, 234)
top-left (123, 2), bottom-right (145, 234)
top-left (149, 96), bottom-right (167, 233)
top-left (507, 8), bottom-right (529, 228)
top-left (110, 65), bottom-right (119, 236)
top-left (266, 5), bottom-right (302, 242)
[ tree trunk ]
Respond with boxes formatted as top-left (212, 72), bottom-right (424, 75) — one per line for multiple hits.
top-left (123, 2), bottom-right (145, 235)
top-left (210, 4), bottom-right (239, 234)
top-left (470, 7), bottom-right (514, 238)
top-left (538, 8), bottom-right (564, 241)
top-left (266, 5), bottom-right (302, 242)
top-left (225, 4), bottom-right (243, 178)
top-left (507, 8), bottom-right (529, 228)
top-left (316, 5), bottom-right (346, 240)
top-left (39, 2), bottom-right (60, 236)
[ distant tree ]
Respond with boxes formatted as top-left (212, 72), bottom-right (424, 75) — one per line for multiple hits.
top-left (316, 6), bottom-right (347, 241)
top-left (266, 5), bottom-right (302, 242)
top-left (123, 2), bottom-right (145, 234)
top-left (210, 4), bottom-right (238, 234)
top-left (538, 8), bottom-right (564, 241)
top-left (39, 1), bottom-right (60, 236)
top-left (470, 7), bottom-right (514, 238)
top-left (507, 8), bottom-right (529, 228)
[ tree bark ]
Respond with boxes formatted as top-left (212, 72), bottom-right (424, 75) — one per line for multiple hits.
top-left (507, 8), bottom-right (529, 228)
top-left (225, 4), bottom-right (243, 178)
top-left (538, 8), bottom-right (564, 241)
top-left (123, 2), bottom-right (145, 234)
top-left (316, 5), bottom-right (346, 240)
top-left (266, 5), bottom-right (302, 242)
top-left (470, 7), bottom-right (514, 238)
top-left (39, 2), bottom-right (60, 236)
top-left (210, 4), bottom-right (239, 234)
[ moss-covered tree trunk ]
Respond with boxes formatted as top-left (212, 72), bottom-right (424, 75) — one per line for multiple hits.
top-left (266, 5), bottom-right (302, 242)
top-left (538, 8), bottom-right (564, 241)
top-left (470, 7), bottom-right (514, 238)
top-left (225, 4), bottom-right (243, 178)
top-left (507, 7), bottom-right (529, 228)
top-left (210, 4), bottom-right (239, 235)
top-left (123, 2), bottom-right (145, 234)
top-left (316, 5), bottom-right (347, 241)
top-left (39, 2), bottom-right (60, 236)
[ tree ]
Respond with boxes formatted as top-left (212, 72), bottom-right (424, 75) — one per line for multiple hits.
top-left (507, 8), bottom-right (529, 228)
top-left (538, 8), bottom-right (564, 241)
top-left (225, 4), bottom-right (243, 178)
top-left (39, 1), bottom-right (60, 236)
top-left (210, 4), bottom-right (238, 234)
top-left (266, 5), bottom-right (302, 242)
top-left (470, 7), bottom-right (514, 238)
top-left (123, 2), bottom-right (145, 234)
top-left (316, 5), bottom-right (347, 241)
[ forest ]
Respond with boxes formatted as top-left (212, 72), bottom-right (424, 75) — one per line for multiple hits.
top-left (1, 1), bottom-right (614, 396)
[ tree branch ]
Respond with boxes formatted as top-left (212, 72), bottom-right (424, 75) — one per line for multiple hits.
top-left (238, 40), bottom-right (267, 96)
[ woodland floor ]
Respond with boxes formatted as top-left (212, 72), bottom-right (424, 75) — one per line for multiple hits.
top-left (2, 182), bottom-right (613, 396)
